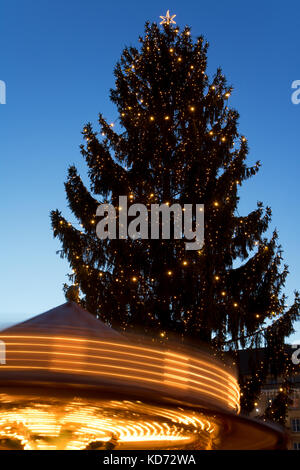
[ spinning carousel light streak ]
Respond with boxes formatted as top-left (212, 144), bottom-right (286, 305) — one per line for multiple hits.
top-left (0, 395), bottom-right (219, 450)
top-left (0, 334), bottom-right (240, 413)
top-left (0, 331), bottom-right (236, 450)
top-left (0, 302), bottom-right (286, 450)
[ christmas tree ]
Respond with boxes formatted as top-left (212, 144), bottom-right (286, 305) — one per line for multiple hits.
top-left (51, 15), bottom-right (299, 415)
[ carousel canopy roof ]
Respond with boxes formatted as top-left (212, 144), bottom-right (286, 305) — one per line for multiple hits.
top-left (1, 301), bottom-right (123, 340)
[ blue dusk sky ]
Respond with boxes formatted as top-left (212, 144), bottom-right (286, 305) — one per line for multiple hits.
top-left (0, 0), bottom-right (300, 340)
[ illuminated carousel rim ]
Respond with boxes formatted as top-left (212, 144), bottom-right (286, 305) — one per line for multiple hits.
top-left (0, 333), bottom-right (240, 414)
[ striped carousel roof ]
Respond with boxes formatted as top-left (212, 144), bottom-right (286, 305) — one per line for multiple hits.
top-left (1, 301), bottom-right (123, 340)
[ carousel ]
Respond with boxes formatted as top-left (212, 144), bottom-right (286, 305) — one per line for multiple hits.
top-left (0, 302), bottom-right (286, 450)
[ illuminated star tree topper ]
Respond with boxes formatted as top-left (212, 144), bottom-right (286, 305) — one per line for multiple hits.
top-left (159, 10), bottom-right (176, 25)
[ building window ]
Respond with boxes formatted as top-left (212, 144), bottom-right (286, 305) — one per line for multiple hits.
top-left (293, 442), bottom-right (300, 450)
top-left (291, 418), bottom-right (300, 432)
top-left (262, 389), bottom-right (276, 406)
top-left (291, 391), bottom-right (300, 409)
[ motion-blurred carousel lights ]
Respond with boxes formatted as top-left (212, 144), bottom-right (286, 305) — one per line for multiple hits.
top-left (0, 302), bottom-right (286, 450)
